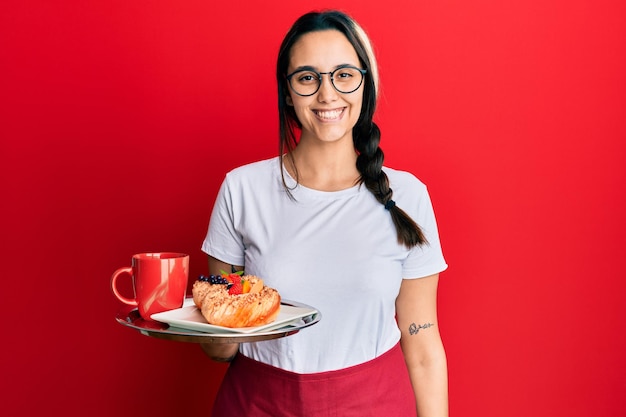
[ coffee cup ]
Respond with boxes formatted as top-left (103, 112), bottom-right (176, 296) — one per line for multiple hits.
top-left (111, 252), bottom-right (189, 320)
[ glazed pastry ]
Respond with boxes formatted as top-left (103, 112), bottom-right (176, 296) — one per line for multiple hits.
top-left (192, 274), bottom-right (281, 328)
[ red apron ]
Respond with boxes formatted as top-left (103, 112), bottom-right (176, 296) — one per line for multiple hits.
top-left (211, 343), bottom-right (417, 417)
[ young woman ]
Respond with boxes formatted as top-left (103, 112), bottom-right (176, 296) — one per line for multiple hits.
top-left (201, 10), bottom-right (449, 417)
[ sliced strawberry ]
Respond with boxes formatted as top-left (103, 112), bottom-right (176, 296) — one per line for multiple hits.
top-left (228, 280), bottom-right (243, 295)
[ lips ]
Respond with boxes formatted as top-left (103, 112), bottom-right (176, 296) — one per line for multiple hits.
top-left (313, 108), bottom-right (345, 121)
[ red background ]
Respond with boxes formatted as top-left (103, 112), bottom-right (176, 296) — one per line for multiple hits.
top-left (2, 1), bottom-right (625, 416)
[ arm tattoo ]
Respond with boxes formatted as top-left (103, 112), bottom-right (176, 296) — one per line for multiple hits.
top-left (409, 322), bottom-right (434, 335)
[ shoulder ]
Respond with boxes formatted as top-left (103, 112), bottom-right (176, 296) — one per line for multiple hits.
top-left (382, 166), bottom-right (433, 216)
top-left (226, 157), bottom-right (280, 180)
top-left (217, 157), bottom-right (283, 202)
top-left (382, 166), bottom-right (427, 194)
top-left (221, 157), bottom-right (281, 191)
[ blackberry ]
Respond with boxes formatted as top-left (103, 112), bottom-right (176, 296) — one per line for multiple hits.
top-left (209, 274), bottom-right (230, 285)
top-left (199, 274), bottom-right (231, 285)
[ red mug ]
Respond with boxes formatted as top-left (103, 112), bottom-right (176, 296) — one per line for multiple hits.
top-left (111, 252), bottom-right (189, 320)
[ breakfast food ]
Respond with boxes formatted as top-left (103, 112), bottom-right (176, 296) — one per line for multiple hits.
top-left (192, 273), bottom-right (281, 328)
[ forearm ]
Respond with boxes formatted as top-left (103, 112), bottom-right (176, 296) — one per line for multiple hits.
top-left (407, 349), bottom-right (449, 417)
top-left (200, 342), bottom-right (240, 362)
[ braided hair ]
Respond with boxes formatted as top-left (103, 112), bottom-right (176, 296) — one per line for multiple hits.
top-left (276, 10), bottom-right (427, 248)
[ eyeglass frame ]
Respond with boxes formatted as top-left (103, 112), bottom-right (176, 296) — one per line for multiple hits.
top-left (285, 65), bottom-right (368, 97)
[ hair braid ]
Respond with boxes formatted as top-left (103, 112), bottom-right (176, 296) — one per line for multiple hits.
top-left (354, 121), bottom-right (427, 248)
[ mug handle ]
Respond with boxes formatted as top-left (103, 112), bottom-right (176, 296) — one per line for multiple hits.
top-left (111, 267), bottom-right (138, 306)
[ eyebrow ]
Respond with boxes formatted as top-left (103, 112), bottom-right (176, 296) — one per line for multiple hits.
top-left (290, 63), bottom-right (356, 73)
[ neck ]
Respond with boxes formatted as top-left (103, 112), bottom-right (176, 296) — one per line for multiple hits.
top-left (286, 140), bottom-right (360, 192)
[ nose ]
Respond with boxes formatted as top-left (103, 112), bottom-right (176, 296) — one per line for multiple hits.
top-left (316, 73), bottom-right (338, 102)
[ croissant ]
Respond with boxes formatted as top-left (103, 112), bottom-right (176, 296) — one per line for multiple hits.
top-left (192, 274), bottom-right (281, 328)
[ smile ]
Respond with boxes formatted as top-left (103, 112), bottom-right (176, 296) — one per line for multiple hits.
top-left (313, 108), bottom-right (345, 121)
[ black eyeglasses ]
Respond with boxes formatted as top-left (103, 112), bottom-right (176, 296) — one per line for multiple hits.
top-left (286, 65), bottom-right (367, 96)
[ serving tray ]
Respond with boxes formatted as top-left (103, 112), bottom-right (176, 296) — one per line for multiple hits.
top-left (115, 298), bottom-right (321, 344)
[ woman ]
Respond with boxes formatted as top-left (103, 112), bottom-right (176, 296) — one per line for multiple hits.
top-left (201, 10), bottom-right (449, 417)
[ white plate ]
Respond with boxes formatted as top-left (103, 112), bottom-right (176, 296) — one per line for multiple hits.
top-left (151, 301), bottom-right (318, 334)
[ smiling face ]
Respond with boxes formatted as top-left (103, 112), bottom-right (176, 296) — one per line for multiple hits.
top-left (286, 30), bottom-right (364, 145)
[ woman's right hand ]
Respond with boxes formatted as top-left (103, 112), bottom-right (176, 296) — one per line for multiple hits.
top-left (200, 342), bottom-right (239, 362)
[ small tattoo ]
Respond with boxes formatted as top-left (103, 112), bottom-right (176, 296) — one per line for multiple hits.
top-left (409, 322), bottom-right (433, 335)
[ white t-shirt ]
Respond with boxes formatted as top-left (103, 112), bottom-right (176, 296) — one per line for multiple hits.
top-left (202, 157), bottom-right (447, 373)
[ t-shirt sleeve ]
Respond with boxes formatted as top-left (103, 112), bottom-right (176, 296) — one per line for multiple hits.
top-left (201, 174), bottom-right (246, 266)
top-left (401, 182), bottom-right (448, 279)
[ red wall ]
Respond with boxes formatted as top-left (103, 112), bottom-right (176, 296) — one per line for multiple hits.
top-left (2, 1), bottom-right (625, 416)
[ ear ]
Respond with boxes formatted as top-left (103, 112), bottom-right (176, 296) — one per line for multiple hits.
top-left (286, 95), bottom-right (293, 106)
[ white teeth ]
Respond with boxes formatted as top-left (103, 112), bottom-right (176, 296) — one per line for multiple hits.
top-left (316, 109), bottom-right (343, 120)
